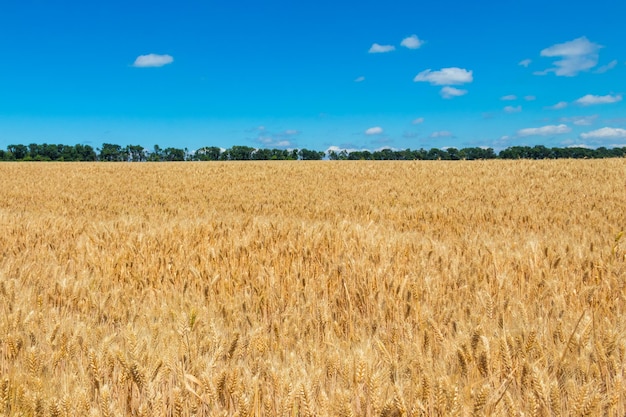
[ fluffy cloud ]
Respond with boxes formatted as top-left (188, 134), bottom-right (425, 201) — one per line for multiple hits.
top-left (595, 59), bottom-right (618, 74)
top-left (412, 117), bottom-right (424, 124)
top-left (132, 53), bottom-right (174, 68)
top-left (365, 126), bottom-right (384, 135)
top-left (580, 127), bottom-right (626, 139)
top-left (504, 105), bottom-right (522, 113)
top-left (369, 43), bottom-right (395, 53)
top-left (401, 35), bottom-right (425, 49)
top-left (524, 95), bottom-right (536, 101)
top-left (575, 94), bottom-right (622, 106)
top-left (440, 86), bottom-right (467, 99)
top-left (501, 95), bottom-right (517, 101)
top-left (414, 67), bottom-right (473, 85)
top-left (536, 37), bottom-right (601, 76)
top-left (547, 101), bottom-right (568, 110)
top-left (519, 59), bottom-right (532, 67)
top-left (517, 124), bottom-right (571, 137)
top-left (354, 76), bottom-right (365, 82)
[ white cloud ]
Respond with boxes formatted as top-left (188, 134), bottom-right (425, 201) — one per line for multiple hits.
top-left (414, 67), bottom-right (473, 85)
top-left (132, 53), bottom-right (174, 68)
top-left (524, 95), bottom-right (536, 101)
top-left (547, 101), bottom-right (568, 110)
top-left (517, 124), bottom-right (571, 137)
top-left (365, 126), bottom-right (384, 135)
top-left (354, 76), bottom-right (365, 82)
top-left (430, 131), bottom-right (453, 138)
top-left (580, 127), bottom-right (626, 139)
top-left (504, 105), bottom-right (522, 113)
top-left (575, 94), bottom-right (622, 106)
top-left (440, 86), bottom-right (467, 99)
top-left (369, 43), bottom-right (395, 53)
top-left (595, 59), bottom-right (618, 74)
top-left (284, 130), bottom-right (300, 135)
top-left (401, 35), bottom-right (425, 49)
top-left (519, 59), bottom-right (532, 67)
top-left (501, 95), bottom-right (517, 101)
top-left (559, 115), bottom-right (598, 126)
top-left (537, 37), bottom-right (601, 76)
top-left (412, 117), bottom-right (424, 124)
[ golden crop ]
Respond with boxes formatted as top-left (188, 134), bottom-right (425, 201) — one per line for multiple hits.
top-left (0, 160), bottom-right (625, 416)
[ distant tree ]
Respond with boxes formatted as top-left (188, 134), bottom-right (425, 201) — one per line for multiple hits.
top-left (222, 146), bottom-right (255, 160)
top-left (193, 146), bottom-right (222, 161)
top-left (162, 147), bottom-right (186, 161)
top-left (7, 144), bottom-right (28, 160)
top-left (298, 149), bottom-right (324, 160)
top-left (127, 145), bottom-right (147, 162)
top-left (99, 143), bottom-right (125, 161)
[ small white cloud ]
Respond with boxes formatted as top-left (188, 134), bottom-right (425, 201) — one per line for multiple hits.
top-left (524, 95), bottom-right (536, 101)
top-left (440, 86), bottom-right (467, 99)
top-left (414, 67), bottom-right (473, 85)
top-left (538, 37), bottom-right (602, 76)
top-left (580, 127), bottom-right (626, 139)
top-left (401, 35), bottom-right (425, 49)
top-left (575, 94), bottom-right (622, 106)
top-left (547, 101), bottom-right (568, 110)
top-left (365, 126), bottom-right (384, 135)
top-left (284, 130), bottom-right (300, 135)
top-left (354, 76), bottom-right (365, 82)
top-left (595, 59), bottom-right (618, 74)
top-left (132, 53), bottom-right (174, 68)
top-left (519, 59), bottom-right (532, 67)
top-left (501, 95), bottom-right (517, 101)
top-left (517, 124), bottom-right (571, 137)
top-left (412, 117), bottom-right (424, 124)
top-left (504, 105), bottom-right (522, 113)
top-left (369, 43), bottom-right (395, 53)
top-left (559, 115), bottom-right (598, 126)
top-left (430, 131), bottom-right (453, 138)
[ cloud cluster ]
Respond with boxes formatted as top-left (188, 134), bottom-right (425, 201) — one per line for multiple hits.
top-left (575, 94), bottom-right (622, 106)
top-left (369, 35), bottom-right (425, 54)
top-left (535, 37), bottom-right (601, 76)
top-left (559, 115), bottom-right (598, 126)
top-left (401, 35), bottom-right (425, 49)
top-left (368, 43), bottom-right (395, 53)
top-left (413, 67), bottom-right (473, 99)
top-left (414, 67), bottom-right (473, 85)
top-left (365, 126), bottom-right (384, 135)
top-left (440, 86), bottom-right (467, 99)
top-left (517, 124), bottom-right (571, 137)
top-left (132, 54), bottom-right (174, 68)
top-left (580, 127), bottom-right (626, 139)
top-left (252, 127), bottom-right (300, 148)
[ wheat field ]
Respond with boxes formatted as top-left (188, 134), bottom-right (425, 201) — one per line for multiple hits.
top-left (0, 160), bottom-right (625, 416)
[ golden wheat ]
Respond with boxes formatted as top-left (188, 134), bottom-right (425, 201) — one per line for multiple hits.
top-left (0, 160), bottom-right (624, 416)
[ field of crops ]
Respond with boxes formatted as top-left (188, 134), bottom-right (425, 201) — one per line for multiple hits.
top-left (1, 160), bottom-right (625, 416)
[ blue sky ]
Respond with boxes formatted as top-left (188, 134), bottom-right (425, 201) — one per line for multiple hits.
top-left (1, 0), bottom-right (625, 152)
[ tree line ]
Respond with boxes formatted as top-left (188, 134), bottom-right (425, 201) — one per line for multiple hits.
top-left (0, 142), bottom-right (625, 162)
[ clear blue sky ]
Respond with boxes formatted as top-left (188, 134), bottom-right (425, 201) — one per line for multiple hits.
top-left (1, 0), bottom-right (625, 152)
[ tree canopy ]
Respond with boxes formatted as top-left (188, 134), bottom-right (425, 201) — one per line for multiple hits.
top-left (0, 143), bottom-right (624, 161)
